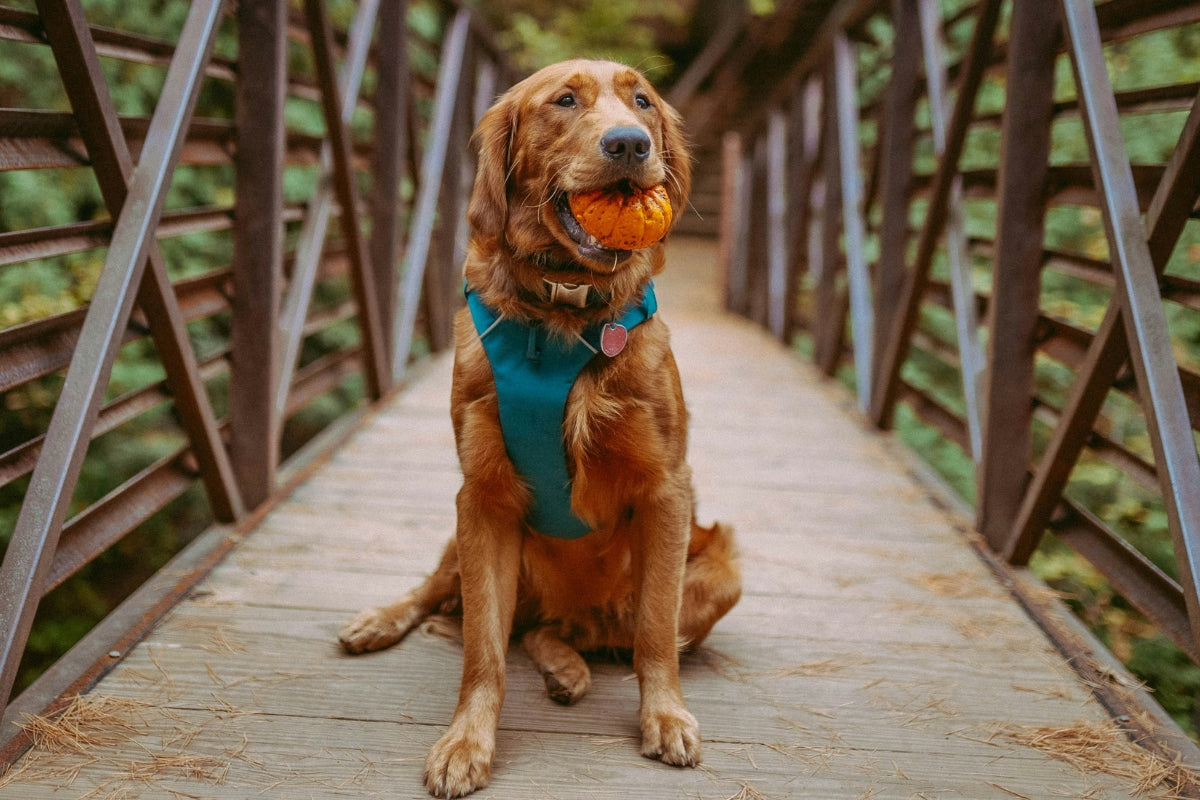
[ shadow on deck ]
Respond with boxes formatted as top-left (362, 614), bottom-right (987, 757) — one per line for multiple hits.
top-left (1, 238), bottom-right (1194, 798)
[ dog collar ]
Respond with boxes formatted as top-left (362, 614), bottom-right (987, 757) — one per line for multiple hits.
top-left (464, 282), bottom-right (657, 539)
top-left (543, 279), bottom-right (600, 308)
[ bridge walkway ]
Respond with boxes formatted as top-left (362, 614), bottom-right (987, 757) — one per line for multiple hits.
top-left (0, 237), bottom-right (1183, 799)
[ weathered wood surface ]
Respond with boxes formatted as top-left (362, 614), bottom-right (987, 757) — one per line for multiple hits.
top-left (1, 237), bottom-right (1192, 798)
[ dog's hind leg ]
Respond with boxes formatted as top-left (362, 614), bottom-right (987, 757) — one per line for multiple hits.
top-left (521, 625), bottom-right (592, 705)
top-left (339, 537), bottom-right (462, 654)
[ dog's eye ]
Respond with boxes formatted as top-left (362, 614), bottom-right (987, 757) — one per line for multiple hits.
top-left (634, 94), bottom-right (651, 110)
top-left (555, 93), bottom-right (577, 109)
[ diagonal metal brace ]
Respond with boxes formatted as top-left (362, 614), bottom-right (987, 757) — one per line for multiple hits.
top-left (1058, 0), bottom-right (1200, 656)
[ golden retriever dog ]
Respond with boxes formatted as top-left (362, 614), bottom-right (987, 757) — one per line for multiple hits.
top-left (338, 59), bottom-right (741, 798)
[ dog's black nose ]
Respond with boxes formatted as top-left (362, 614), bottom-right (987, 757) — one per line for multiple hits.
top-left (600, 126), bottom-right (651, 165)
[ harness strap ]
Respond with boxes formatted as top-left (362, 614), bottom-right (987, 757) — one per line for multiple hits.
top-left (465, 283), bottom-right (657, 539)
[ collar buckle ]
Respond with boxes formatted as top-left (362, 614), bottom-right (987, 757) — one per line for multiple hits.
top-left (543, 279), bottom-right (591, 308)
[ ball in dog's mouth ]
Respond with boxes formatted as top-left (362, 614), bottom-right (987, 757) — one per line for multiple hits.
top-left (554, 191), bottom-right (633, 265)
top-left (564, 182), bottom-right (673, 252)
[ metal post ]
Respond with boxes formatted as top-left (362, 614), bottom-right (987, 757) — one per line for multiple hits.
top-left (833, 32), bottom-right (873, 411)
top-left (976, 0), bottom-right (1056, 552)
top-left (766, 108), bottom-right (789, 340)
top-left (368, 0), bottom-right (411, 372)
top-left (231, 0), bottom-right (287, 509)
top-left (304, 0), bottom-right (390, 399)
top-left (873, 0), bottom-right (919, 389)
top-left (917, 0), bottom-right (984, 460)
top-left (718, 131), bottom-right (746, 310)
top-left (870, 0), bottom-right (1003, 429)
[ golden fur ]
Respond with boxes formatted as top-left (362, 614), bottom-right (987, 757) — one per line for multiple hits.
top-left (339, 59), bottom-right (741, 798)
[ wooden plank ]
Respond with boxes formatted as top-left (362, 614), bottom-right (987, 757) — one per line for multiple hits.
top-left (1, 596), bottom-right (1142, 799)
top-left (0, 704), bottom-right (1140, 800)
top-left (76, 600), bottom-right (1095, 750)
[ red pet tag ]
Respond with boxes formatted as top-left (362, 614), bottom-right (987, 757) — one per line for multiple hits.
top-left (600, 323), bottom-right (628, 357)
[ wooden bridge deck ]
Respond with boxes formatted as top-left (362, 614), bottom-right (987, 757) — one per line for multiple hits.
top-left (2, 238), bottom-right (1192, 798)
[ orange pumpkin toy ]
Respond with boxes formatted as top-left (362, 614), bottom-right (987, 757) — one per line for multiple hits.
top-left (569, 183), bottom-right (674, 251)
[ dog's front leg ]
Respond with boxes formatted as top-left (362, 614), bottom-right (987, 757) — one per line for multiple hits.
top-left (423, 484), bottom-right (522, 798)
top-left (630, 468), bottom-right (702, 767)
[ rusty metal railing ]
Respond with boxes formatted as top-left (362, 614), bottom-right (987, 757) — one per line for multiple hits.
top-left (0, 0), bottom-right (510, 731)
top-left (721, 0), bottom-right (1200, 712)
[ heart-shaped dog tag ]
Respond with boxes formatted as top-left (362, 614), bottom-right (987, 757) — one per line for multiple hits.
top-left (600, 323), bottom-right (628, 357)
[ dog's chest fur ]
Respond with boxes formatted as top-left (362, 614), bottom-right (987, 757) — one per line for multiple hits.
top-left (559, 315), bottom-right (688, 529)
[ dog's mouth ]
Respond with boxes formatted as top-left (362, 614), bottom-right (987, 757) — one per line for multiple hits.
top-left (553, 191), bottom-right (633, 267)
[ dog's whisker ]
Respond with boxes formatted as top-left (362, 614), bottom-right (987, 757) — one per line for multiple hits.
top-left (663, 163), bottom-right (687, 199)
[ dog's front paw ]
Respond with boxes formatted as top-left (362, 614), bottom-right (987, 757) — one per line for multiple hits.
top-left (424, 726), bottom-right (494, 798)
top-left (641, 705), bottom-right (702, 767)
top-left (338, 606), bottom-right (411, 654)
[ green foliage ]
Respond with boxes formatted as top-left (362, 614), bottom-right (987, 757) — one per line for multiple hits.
top-left (1032, 536), bottom-right (1200, 734)
top-left (0, 252), bottom-right (98, 326)
top-left (479, 0), bottom-right (687, 79)
top-left (893, 405), bottom-right (977, 504)
top-left (1128, 634), bottom-right (1200, 733)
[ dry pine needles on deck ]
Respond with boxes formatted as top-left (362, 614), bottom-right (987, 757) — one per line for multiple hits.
top-left (0, 695), bottom-right (243, 796)
top-left (999, 720), bottom-right (1200, 799)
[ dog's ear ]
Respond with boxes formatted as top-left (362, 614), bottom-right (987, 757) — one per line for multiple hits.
top-left (468, 93), bottom-right (517, 241)
top-left (658, 98), bottom-right (693, 231)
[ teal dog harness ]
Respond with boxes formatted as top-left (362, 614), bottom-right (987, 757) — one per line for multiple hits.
top-left (465, 283), bottom-right (657, 539)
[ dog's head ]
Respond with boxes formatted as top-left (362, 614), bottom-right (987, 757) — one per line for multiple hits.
top-left (465, 60), bottom-right (691, 317)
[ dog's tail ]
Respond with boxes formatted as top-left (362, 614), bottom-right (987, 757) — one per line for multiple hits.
top-left (680, 519), bottom-right (741, 651)
top-left (687, 518), bottom-right (736, 559)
